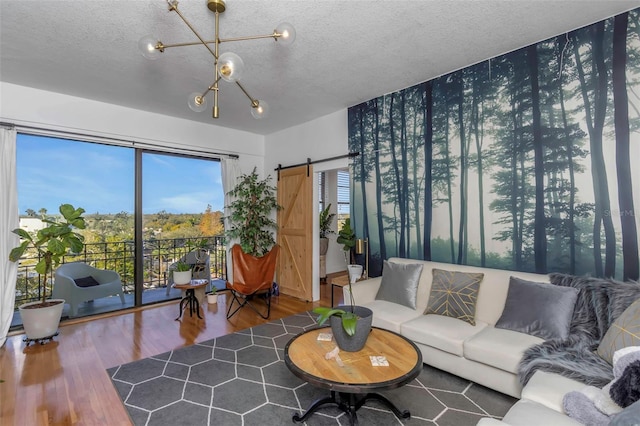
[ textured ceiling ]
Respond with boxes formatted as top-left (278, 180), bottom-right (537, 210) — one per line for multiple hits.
top-left (1, 0), bottom-right (640, 136)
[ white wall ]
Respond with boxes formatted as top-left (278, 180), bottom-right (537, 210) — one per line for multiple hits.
top-left (0, 83), bottom-right (264, 175)
top-left (1, 82), bottom-right (351, 303)
top-left (265, 109), bottom-right (350, 301)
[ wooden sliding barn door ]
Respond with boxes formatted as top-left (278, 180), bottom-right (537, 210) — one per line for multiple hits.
top-left (277, 165), bottom-right (313, 301)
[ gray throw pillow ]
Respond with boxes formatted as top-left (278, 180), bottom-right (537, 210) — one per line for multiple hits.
top-left (424, 268), bottom-right (484, 325)
top-left (375, 260), bottom-right (424, 309)
top-left (610, 399), bottom-right (640, 426)
top-left (495, 276), bottom-right (579, 340)
top-left (597, 298), bottom-right (640, 365)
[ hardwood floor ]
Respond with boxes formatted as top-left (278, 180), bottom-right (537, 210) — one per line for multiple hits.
top-left (0, 279), bottom-right (344, 425)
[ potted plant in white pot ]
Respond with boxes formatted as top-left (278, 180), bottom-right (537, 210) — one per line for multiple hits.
top-left (337, 218), bottom-right (362, 283)
top-left (9, 203), bottom-right (87, 343)
top-left (172, 261), bottom-right (192, 285)
top-left (206, 287), bottom-right (218, 304)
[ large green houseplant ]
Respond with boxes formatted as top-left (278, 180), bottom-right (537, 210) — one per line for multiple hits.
top-left (319, 203), bottom-right (335, 257)
top-left (225, 168), bottom-right (280, 257)
top-left (9, 204), bottom-right (87, 341)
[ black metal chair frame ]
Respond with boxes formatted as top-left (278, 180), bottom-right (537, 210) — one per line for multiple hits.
top-left (225, 287), bottom-right (272, 320)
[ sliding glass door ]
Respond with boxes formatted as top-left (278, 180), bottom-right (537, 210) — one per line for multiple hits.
top-left (140, 152), bottom-right (224, 304)
top-left (14, 134), bottom-right (225, 326)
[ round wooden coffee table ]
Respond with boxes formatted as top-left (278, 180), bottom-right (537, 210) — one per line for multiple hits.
top-left (284, 327), bottom-right (422, 425)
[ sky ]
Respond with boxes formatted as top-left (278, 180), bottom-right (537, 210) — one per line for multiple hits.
top-left (17, 134), bottom-right (224, 215)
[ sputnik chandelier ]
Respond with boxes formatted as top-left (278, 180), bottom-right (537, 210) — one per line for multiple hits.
top-left (139, 0), bottom-right (295, 119)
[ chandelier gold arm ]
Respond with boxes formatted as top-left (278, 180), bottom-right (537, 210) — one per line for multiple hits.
top-left (168, 1), bottom-right (219, 60)
top-left (154, 31), bottom-right (284, 50)
top-left (235, 81), bottom-right (260, 110)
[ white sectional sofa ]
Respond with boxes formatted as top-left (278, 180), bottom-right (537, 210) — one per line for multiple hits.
top-left (344, 257), bottom-right (586, 423)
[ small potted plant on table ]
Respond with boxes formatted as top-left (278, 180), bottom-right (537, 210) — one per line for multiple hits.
top-left (172, 261), bottom-right (192, 285)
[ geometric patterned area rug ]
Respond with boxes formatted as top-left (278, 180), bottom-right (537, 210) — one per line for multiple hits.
top-left (108, 311), bottom-right (516, 425)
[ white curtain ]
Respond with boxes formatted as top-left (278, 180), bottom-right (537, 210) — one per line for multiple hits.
top-left (221, 157), bottom-right (241, 283)
top-left (0, 128), bottom-right (19, 347)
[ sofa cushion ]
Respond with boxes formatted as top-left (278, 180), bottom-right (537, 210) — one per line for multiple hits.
top-left (521, 370), bottom-right (586, 413)
top-left (597, 298), bottom-right (640, 365)
top-left (424, 268), bottom-right (484, 325)
top-left (464, 327), bottom-right (543, 374)
top-left (74, 276), bottom-right (100, 287)
top-left (495, 277), bottom-right (578, 340)
top-left (375, 260), bottom-right (423, 309)
top-left (360, 300), bottom-right (423, 333)
top-left (502, 400), bottom-right (582, 426)
top-left (401, 314), bottom-right (487, 357)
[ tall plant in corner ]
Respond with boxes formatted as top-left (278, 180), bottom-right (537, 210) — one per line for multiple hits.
top-left (225, 168), bottom-right (280, 257)
top-left (10, 204), bottom-right (87, 305)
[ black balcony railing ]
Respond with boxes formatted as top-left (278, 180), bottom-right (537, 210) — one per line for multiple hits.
top-left (13, 236), bottom-right (227, 309)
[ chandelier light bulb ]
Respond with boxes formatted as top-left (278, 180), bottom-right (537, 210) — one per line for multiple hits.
top-left (251, 100), bottom-right (269, 119)
top-left (138, 35), bottom-right (162, 60)
top-left (218, 52), bottom-right (245, 82)
top-left (188, 92), bottom-right (208, 112)
top-left (275, 22), bottom-right (296, 45)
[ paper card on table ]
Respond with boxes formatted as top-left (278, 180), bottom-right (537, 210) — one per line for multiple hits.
top-left (370, 356), bottom-right (389, 366)
top-left (317, 333), bottom-right (333, 341)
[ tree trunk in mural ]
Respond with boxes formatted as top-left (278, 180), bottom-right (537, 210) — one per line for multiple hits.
top-left (423, 81), bottom-right (433, 261)
top-left (358, 104), bottom-right (370, 251)
top-left (444, 90), bottom-right (456, 263)
top-left (613, 12), bottom-right (639, 281)
top-left (573, 25), bottom-right (616, 278)
top-left (389, 94), bottom-right (403, 256)
top-left (557, 38), bottom-right (578, 275)
top-left (411, 89), bottom-right (423, 259)
top-left (592, 23), bottom-right (617, 278)
top-left (471, 68), bottom-right (487, 267)
top-left (400, 91), bottom-right (410, 257)
top-left (373, 98), bottom-right (386, 265)
top-left (528, 45), bottom-right (548, 273)
top-left (456, 73), bottom-right (467, 265)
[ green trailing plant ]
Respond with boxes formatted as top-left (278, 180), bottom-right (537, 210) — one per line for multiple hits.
top-left (9, 204), bottom-right (87, 305)
top-left (225, 167), bottom-right (280, 257)
top-left (319, 203), bottom-right (336, 239)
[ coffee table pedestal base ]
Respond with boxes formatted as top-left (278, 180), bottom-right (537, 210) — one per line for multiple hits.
top-left (292, 390), bottom-right (410, 426)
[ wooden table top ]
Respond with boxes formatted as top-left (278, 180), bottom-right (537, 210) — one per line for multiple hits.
top-left (285, 327), bottom-right (422, 393)
top-left (173, 280), bottom-right (208, 290)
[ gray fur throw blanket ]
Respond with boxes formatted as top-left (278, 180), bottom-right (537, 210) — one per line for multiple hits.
top-left (518, 273), bottom-right (640, 388)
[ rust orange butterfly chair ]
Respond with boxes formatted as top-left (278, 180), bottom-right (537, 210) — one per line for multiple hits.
top-left (225, 244), bottom-right (280, 320)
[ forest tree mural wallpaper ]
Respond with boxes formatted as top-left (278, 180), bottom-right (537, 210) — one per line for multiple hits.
top-left (349, 9), bottom-right (640, 281)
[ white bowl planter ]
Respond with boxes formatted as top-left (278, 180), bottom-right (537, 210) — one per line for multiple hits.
top-left (19, 299), bottom-right (65, 340)
top-left (173, 270), bottom-right (192, 285)
top-left (207, 293), bottom-right (218, 304)
top-left (348, 264), bottom-right (363, 283)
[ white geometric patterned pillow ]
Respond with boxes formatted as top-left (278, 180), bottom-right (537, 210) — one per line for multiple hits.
top-left (597, 298), bottom-right (640, 365)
